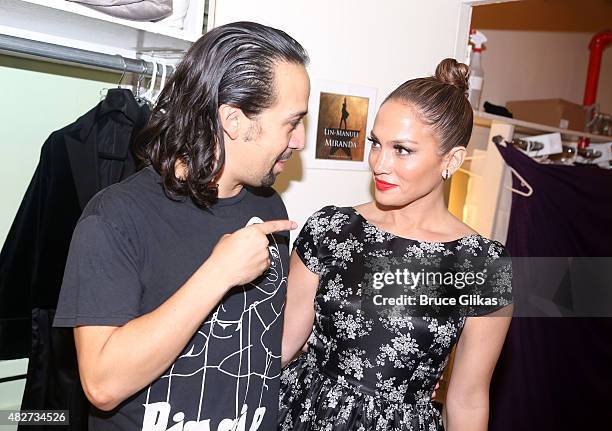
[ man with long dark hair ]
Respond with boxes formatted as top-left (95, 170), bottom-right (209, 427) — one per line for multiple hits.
top-left (53, 21), bottom-right (310, 431)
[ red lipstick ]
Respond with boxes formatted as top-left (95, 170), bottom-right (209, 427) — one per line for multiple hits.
top-left (375, 179), bottom-right (398, 191)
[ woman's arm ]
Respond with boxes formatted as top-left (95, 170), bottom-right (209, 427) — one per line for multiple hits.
top-left (444, 305), bottom-right (513, 431)
top-left (281, 251), bottom-right (319, 366)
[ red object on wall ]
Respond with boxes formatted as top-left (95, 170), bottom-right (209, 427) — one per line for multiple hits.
top-left (579, 30), bottom-right (612, 149)
top-left (584, 30), bottom-right (612, 106)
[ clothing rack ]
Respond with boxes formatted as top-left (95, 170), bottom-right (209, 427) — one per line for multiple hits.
top-left (0, 33), bottom-right (176, 77)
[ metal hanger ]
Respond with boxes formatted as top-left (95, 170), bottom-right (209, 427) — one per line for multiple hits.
top-left (97, 55), bottom-right (140, 162)
top-left (505, 166), bottom-right (533, 197)
top-left (133, 55), bottom-right (176, 107)
top-left (152, 58), bottom-right (168, 103)
top-left (492, 135), bottom-right (534, 197)
top-left (458, 136), bottom-right (534, 197)
top-left (141, 58), bottom-right (158, 104)
top-left (99, 55), bottom-right (128, 100)
top-left (133, 60), bottom-right (148, 107)
top-left (116, 54), bottom-right (127, 88)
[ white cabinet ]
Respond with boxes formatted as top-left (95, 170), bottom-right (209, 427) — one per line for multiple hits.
top-left (0, 0), bottom-right (215, 58)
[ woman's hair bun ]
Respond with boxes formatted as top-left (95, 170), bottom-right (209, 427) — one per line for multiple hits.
top-left (434, 58), bottom-right (470, 95)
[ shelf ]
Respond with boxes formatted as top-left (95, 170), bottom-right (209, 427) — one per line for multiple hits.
top-left (0, 0), bottom-right (211, 59)
top-left (474, 110), bottom-right (611, 143)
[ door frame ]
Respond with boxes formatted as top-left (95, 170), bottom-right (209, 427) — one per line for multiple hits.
top-left (454, 0), bottom-right (520, 62)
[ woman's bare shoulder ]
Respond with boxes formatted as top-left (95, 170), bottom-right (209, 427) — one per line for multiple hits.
top-left (352, 201), bottom-right (375, 216)
top-left (447, 213), bottom-right (479, 236)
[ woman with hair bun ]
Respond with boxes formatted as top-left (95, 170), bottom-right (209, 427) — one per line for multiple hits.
top-left (279, 58), bottom-right (513, 430)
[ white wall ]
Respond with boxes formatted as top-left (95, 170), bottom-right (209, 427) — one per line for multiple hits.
top-left (214, 0), bottom-right (468, 235)
top-left (478, 29), bottom-right (612, 113)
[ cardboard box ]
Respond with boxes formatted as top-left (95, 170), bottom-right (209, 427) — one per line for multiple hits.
top-left (506, 99), bottom-right (586, 131)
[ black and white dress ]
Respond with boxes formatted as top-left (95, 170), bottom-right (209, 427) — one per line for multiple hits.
top-left (278, 206), bottom-right (513, 430)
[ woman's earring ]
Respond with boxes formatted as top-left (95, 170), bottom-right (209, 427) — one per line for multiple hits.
top-left (442, 169), bottom-right (450, 181)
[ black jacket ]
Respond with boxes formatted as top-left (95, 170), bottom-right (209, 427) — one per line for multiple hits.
top-left (0, 88), bottom-right (149, 430)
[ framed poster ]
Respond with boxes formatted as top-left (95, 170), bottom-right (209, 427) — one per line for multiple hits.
top-left (305, 79), bottom-right (377, 170)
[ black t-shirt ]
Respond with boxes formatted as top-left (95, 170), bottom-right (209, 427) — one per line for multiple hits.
top-left (53, 165), bottom-right (289, 431)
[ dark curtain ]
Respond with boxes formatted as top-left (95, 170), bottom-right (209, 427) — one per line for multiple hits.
top-left (489, 143), bottom-right (612, 431)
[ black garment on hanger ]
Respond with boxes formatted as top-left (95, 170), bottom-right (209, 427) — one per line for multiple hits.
top-left (0, 88), bottom-right (149, 430)
top-left (489, 143), bottom-right (612, 431)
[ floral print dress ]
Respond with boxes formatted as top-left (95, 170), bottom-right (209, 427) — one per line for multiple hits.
top-left (278, 206), bottom-right (513, 431)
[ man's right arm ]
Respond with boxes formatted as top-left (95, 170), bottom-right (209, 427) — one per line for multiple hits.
top-left (74, 219), bottom-right (296, 411)
top-left (75, 261), bottom-right (228, 411)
